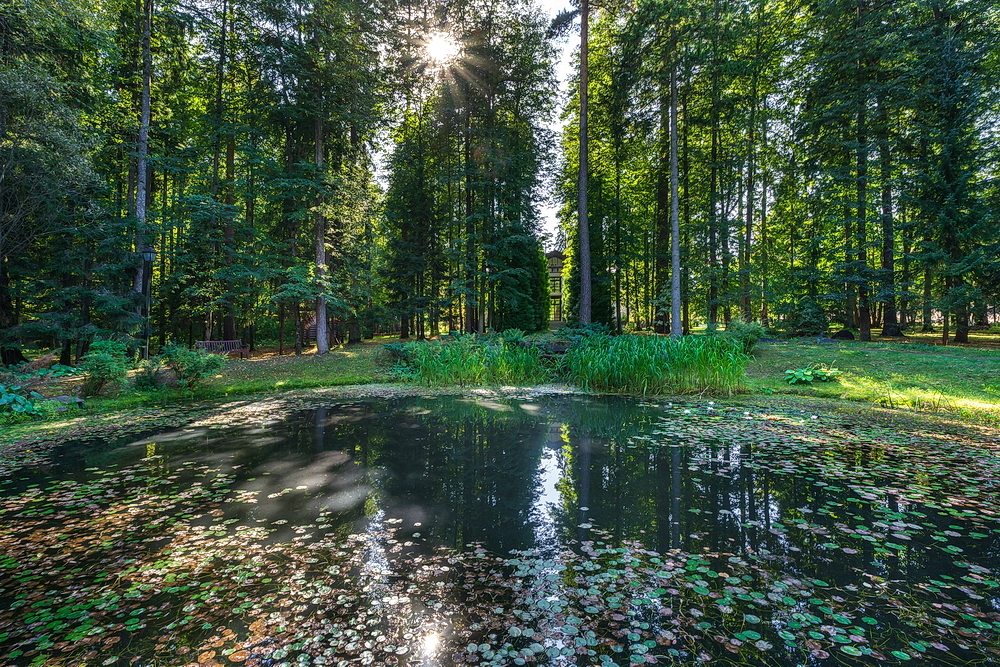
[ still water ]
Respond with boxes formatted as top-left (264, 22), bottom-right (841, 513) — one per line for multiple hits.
top-left (1, 395), bottom-right (998, 665)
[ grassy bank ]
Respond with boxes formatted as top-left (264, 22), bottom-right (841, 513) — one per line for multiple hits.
top-left (5, 335), bottom-right (1000, 449)
top-left (0, 343), bottom-right (387, 442)
top-left (747, 339), bottom-right (1000, 420)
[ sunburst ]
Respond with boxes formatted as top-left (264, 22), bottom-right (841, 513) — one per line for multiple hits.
top-left (425, 32), bottom-right (459, 64)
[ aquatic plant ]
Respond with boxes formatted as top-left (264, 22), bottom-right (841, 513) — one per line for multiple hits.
top-left (564, 334), bottom-right (749, 395)
top-left (406, 334), bottom-right (552, 386)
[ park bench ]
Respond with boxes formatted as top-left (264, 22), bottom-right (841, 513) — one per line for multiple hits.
top-left (194, 340), bottom-right (250, 359)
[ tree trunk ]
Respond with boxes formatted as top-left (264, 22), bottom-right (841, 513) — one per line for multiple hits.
top-left (921, 263), bottom-right (933, 332)
top-left (223, 137), bottom-right (237, 340)
top-left (315, 118), bottom-right (329, 354)
top-left (952, 277), bottom-right (970, 343)
top-left (0, 258), bottom-right (26, 367)
top-left (133, 0), bottom-right (153, 300)
top-left (878, 99), bottom-right (901, 337)
top-left (708, 78), bottom-right (720, 328)
top-left (844, 207), bottom-right (856, 328)
top-left (855, 102), bottom-right (871, 341)
top-left (900, 209), bottom-right (910, 328)
top-left (464, 95), bottom-right (477, 333)
top-left (577, 0), bottom-right (592, 323)
top-left (294, 302), bottom-right (302, 355)
top-left (669, 48), bottom-right (681, 338)
top-left (278, 303), bottom-right (285, 355)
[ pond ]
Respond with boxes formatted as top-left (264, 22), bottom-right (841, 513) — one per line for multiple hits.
top-left (1, 395), bottom-right (998, 666)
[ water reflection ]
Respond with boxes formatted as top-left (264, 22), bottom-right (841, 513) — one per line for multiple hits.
top-left (35, 395), bottom-right (1000, 580)
top-left (4, 395), bottom-right (999, 665)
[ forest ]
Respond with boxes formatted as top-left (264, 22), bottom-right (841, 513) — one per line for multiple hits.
top-left (2, 0), bottom-right (999, 365)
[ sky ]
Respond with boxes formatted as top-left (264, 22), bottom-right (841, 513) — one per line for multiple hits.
top-left (533, 0), bottom-right (577, 249)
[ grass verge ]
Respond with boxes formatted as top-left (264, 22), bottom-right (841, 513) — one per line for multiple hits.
top-left (6, 335), bottom-right (1000, 448)
top-left (0, 343), bottom-right (388, 444)
top-left (747, 339), bottom-right (1000, 423)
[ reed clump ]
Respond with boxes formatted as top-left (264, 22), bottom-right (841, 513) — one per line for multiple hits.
top-left (393, 332), bottom-right (749, 395)
top-left (405, 334), bottom-right (552, 386)
top-left (563, 334), bottom-right (749, 395)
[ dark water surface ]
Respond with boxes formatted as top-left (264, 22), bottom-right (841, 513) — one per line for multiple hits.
top-left (1, 395), bottom-right (998, 666)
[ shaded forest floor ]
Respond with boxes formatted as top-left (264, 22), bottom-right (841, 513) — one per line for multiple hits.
top-left (3, 333), bottom-right (1000, 457)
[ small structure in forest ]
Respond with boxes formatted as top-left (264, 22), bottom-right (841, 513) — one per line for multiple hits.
top-left (546, 250), bottom-right (565, 329)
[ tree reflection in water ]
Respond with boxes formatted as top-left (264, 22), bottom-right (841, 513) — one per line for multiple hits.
top-left (1, 395), bottom-right (998, 665)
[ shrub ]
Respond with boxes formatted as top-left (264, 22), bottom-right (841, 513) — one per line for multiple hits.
top-left (564, 334), bottom-right (749, 395)
top-left (559, 321), bottom-right (611, 339)
top-left (382, 342), bottom-right (412, 363)
top-left (160, 343), bottom-right (225, 388)
top-left (723, 318), bottom-right (767, 355)
top-left (79, 340), bottom-right (129, 397)
top-left (784, 298), bottom-right (829, 336)
top-left (133, 359), bottom-right (168, 391)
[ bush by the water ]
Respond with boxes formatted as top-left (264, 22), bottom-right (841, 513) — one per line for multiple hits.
top-left (564, 334), bottom-right (749, 395)
top-left (79, 340), bottom-right (130, 397)
top-left (133, 359), bottom-right (168, 391)
top-left (397, 334), bottom-right (552, 386)
top-left (160, 343), bottom-right (226, 388)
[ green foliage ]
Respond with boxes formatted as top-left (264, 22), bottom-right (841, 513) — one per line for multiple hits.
top-left (498, 328), bottom-right (527, 345)
top-left (564, 334), bottom-right (749, 395)
top-left (37, 364), bottom-right (79, 378)
top-left (382, 342), bottom-right (412, 363)
top-left (79, 340), bottom-right (129, 397)
top-left (132, 359), bottom-right (167, 392)
top-left (784, 365), bottom-right (843, 385)
top-left (783, 299), bottom-right (829, 337)
top-left (9, 363), bottom-right (80, 381)
top-left (722, 319), bottom-right (767, 355)
top-left (558, 321), bottom-right (611, 341)
top-left (160, 343), bottom-right (225, 389)
top-left (0, 383), bottom-right (44, 420)
top-left (402, 335), bottom-right (552, 386)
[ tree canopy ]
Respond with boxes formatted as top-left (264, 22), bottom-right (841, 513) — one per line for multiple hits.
top-left (1, 0), bottom-right (999, 358)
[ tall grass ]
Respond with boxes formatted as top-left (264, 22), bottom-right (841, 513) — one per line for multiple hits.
top-left (564, 334), bottom-right (749, 395)
top-left (406, 335), bottom-right (552, 386)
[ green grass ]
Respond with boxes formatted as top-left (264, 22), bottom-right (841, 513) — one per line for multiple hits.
top-left (2, 342), bottom-right (388, 424)
top-left (747, 339), bottom-right (1000, 420)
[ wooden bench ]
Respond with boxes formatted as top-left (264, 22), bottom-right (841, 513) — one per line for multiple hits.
top-left (194, 340), bottom-right (250, 359)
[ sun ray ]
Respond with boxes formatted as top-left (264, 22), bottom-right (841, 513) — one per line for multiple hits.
top-left (425, 32), bottom-right (459, 64)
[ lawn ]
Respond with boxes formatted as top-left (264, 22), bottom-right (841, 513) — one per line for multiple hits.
top-left (747, 339), bottom-right (1000, 421)
top-left (0, 342), bottom-right (389, 449)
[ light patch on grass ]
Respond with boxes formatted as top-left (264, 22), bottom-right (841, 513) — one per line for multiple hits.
top-left (748, 340), bottom-right (1000, 422)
